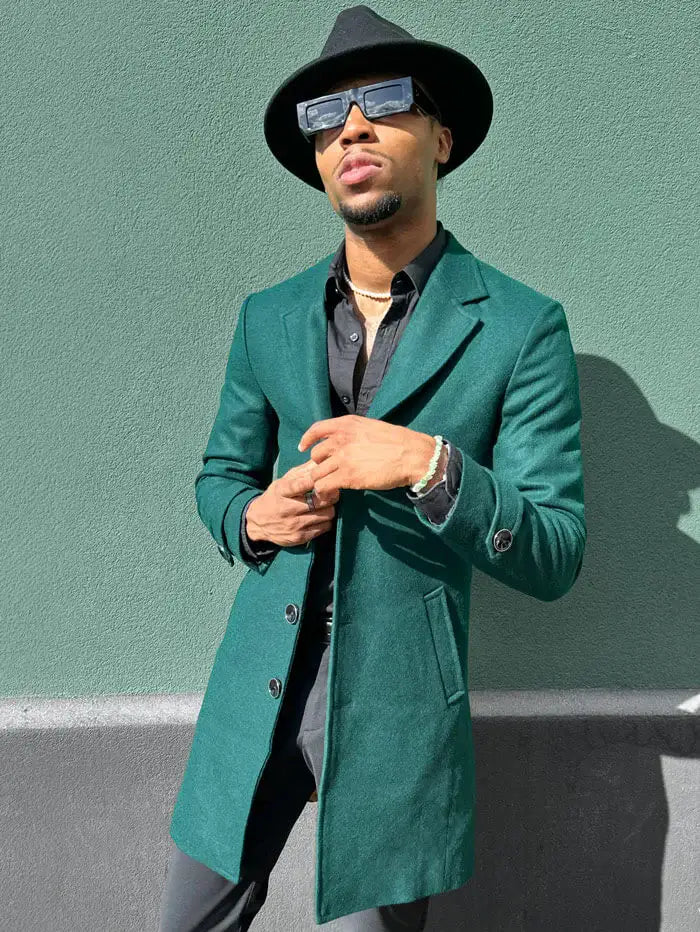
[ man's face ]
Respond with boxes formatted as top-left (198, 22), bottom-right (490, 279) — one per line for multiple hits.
top-left (311, 71), bottom-right (452, 227)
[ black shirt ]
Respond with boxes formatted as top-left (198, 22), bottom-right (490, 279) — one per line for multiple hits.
top-left (237, 220), bottom-right (464, 625)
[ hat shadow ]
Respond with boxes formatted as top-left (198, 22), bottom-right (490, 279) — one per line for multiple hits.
top-left (425, 352), bottom-right (700, 930)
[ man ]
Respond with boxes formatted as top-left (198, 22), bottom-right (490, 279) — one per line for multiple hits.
top-left (159, 6), bottom-right (586, 930)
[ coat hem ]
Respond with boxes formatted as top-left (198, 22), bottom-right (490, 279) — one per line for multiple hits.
top-left (315, 865), bottom-right (476, 925)
top-left (169, 825), bottom-right (242, 886)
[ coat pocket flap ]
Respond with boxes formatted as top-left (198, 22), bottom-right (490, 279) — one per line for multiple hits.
top-left (423, 585), bottom-right (466, 706)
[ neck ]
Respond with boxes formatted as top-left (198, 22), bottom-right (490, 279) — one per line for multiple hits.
top-left (343, 213), bottom-right (438, 295)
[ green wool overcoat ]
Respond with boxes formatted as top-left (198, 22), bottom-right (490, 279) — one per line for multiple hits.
top-left (169, 229), bottom-right (587, 924)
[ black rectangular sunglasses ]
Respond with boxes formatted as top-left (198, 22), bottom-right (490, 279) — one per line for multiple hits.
top-left (296, 75), bottom-right (441, 141)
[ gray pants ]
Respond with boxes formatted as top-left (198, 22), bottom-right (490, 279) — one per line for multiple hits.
top-left (158, 623), bottom-right (430, 931)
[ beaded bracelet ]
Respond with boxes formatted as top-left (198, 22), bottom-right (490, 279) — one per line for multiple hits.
top-left (410, 434), bottom-right (444, 493)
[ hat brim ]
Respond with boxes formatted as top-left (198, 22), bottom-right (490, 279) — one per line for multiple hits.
top-left (263, 39), bottom-right (493, 191)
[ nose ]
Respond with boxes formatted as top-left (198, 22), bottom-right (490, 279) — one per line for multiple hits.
top-left (340, 101), bottom-right (377, 141)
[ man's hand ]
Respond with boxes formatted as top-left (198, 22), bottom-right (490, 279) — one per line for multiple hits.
top-left (297, 415), bottom-right (445, 497)
top-left (245, 461), bottom-right (339, 548)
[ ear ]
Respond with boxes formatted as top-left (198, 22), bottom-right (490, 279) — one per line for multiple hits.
top-left (437, 126), bottom-right (453, 165)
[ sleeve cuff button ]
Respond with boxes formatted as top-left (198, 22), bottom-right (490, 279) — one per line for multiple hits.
top-left (493, 528), bottom-right (513, 552)
top-left (217, 543), bottom-right (235, 565)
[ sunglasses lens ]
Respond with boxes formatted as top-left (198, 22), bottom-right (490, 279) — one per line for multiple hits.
top-left (304, 96), bottom-right (346, 132)
top-left (299, 80), bottom-right (413, 136)
top-left (363, 83), bottom-right (406, 117)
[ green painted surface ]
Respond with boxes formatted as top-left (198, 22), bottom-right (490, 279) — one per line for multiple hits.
top-left (2, 2), bottom-right (698, 696)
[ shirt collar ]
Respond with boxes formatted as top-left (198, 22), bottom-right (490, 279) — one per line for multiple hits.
top-left (324, 219), bottom-right (448, 306)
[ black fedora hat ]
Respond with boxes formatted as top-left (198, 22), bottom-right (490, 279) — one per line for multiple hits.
top-left (263, 4), bottom-right (493, 191)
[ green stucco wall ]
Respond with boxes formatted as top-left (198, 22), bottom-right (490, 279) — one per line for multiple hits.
top-left (2, 2), bottom-right (698, 697)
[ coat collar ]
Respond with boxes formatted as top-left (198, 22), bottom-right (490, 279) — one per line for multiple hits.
top-left (281, 229), bottom-right (488, 425)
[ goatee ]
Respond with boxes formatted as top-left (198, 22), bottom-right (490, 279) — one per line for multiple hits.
top-left (338, 191), bottom-right (402, 226)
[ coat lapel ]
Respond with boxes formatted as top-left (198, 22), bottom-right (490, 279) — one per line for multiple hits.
top-left (281, 267), bottom-right (336, 426)
top-left (280, 231), bottom-right (489, 427)
top-left (367, 235), bottom-right (487, 422)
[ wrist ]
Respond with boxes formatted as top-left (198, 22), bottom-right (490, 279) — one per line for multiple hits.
top-left (423, 442), bottom-right (449, 492)
top-left (245, 493), bottom-right (266, 542)
top-left (407, 433), bottom-right (448, 490)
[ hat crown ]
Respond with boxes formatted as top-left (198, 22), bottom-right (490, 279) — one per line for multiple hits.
top-left (320, 5), bottom-right (415, 58)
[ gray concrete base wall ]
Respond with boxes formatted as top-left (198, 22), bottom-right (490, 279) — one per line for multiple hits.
top-left (1, 690), bottom-right (697, 931)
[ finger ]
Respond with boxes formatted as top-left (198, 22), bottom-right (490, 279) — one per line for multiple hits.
top-left (284, 460), bottom-right (316, 476)
top-left (298, 417), bottom-right (346, 453)
top-left (307, 504), bottom-right (335, 518)
top-left (305, 438), bottom-right (337, 469)
top-left (300, 523), bottom-right (333, 546)
top-left (281, 458), bottom-right (316, 480)
top-left (279, 466), bottom-right (317, 498)
top-left (298, 456), bottom-right (340, 504)
top-left (309, 456), bottom-right (338, 482)
top-left (311, 460), bottom-right (343, 498)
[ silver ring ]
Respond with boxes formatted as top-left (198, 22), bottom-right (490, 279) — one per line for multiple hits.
top-left (305, 490), bottom-right (316, 512)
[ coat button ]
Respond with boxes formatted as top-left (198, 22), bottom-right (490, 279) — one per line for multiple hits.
top-left (284, 603), bottom-right (299, 624)
top-left (349, 332), bottom-right (359, 342)
top-left (268, 677), bottom-right (282, 698)
top-left (493, 528), bottom-right (513, 552)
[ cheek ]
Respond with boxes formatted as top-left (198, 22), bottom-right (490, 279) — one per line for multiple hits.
top-left (316, 150), bottom-right (338, 183)
top-left (388, 136), bottom-right (426, 177)
top-left (399, 150), bottom-right (428, 185)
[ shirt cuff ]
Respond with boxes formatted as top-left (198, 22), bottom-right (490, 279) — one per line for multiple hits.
top-left (405, 441), bottom-right (463, 525)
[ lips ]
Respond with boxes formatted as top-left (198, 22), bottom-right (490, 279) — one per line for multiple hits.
top-left (338, 157), bottom-right (383, 185)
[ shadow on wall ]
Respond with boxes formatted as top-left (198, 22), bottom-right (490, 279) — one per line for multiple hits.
top-left (468, 352), bottom-right (700, 689)
top-left (445, 353), bottom-right (700, 928)
top-left (576, 353), bottom-right (699, 685)
top-left (427, 712), bottom-right (699, 931)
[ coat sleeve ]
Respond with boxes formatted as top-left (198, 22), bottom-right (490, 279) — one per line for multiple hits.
top-left (194, 294), bottom-right (280, 575)
top-left (411, 299), bottom-right (586, 602)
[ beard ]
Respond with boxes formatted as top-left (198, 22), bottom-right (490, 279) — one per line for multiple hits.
top-left (337, 191), bottom-right (402, 226)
